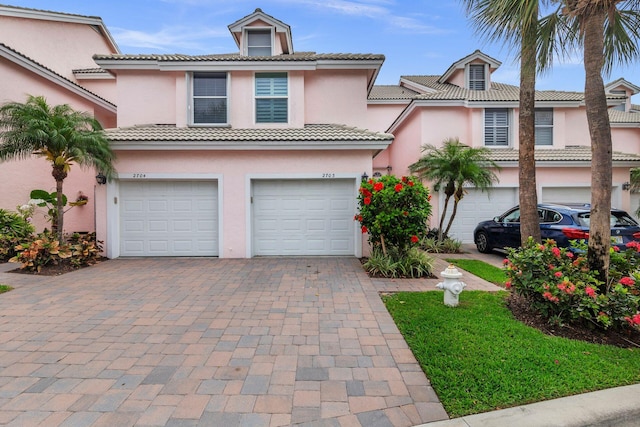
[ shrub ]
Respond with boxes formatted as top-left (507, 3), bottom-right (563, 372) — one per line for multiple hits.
top-left (421, 236), bottom-right (462, 254)
top-left (67, 232), bottom-right (103, 267)
top-left (364, 246), bottom-right (434, 278)
top-left (505, 238), bottom-right (640, 331)
top-left (356, 175), bottom-right (432, 256)
top-left (10, 231), bottom-right (71, 272)
top-left (0, 209), bottom-right (35, 261)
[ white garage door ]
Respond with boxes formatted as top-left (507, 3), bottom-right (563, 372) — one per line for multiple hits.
top-left (252, 179), bottom-right (355, 256)
top-left (632, 193), bottom-right (640, 222)
top-left (447, 187), bottom-right (518, 243)
top-left (541, 187), bottom-right (591, 204)
top-left (120, 181), bottom-right (218, 256)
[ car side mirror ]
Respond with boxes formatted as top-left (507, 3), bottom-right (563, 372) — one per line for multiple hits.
top-left (493, 216), bottom-right (500, 222)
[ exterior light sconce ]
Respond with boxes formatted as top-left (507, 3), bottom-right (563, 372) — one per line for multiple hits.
top-left (373, 172), bottom-right (382, 178)
top-left (622, 182), bottom-right (631, 191)
top-left (96, 173), bottom-right (107, 185)
top-left (361, 172), bottom-right (369, 182)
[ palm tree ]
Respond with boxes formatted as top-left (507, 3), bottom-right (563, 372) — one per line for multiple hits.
top-left (409, 138), bottom-right (500, 241)
top-left (462, 0), bottom-right (557, 247)
top-left (558, 0), bottom-right (640, 282)
top-left (0, 95), bottom-right (116, 241)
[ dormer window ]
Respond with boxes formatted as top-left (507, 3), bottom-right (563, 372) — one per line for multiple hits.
top-left (469, 64), bottom-right (486, 90)
top-left (610, 89), bottom-right (626, 111)
top-left (247, 29), bottom-right (272, 56)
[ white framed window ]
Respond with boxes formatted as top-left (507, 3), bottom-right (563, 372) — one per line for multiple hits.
top-left (255, 72), bottom-right (288, 123)
top-left (192, 72), bottom-right (227, 125)
top-left (610, 89), bottom-right (626, 111)
top-left (247, 29), bottom-right (272, 56)
top-left (484, 108), bottom-right (509, 146)
top-left (468, 64), bottom-right (486, 90)
top-left (535, 108), bottom-right (553, 146)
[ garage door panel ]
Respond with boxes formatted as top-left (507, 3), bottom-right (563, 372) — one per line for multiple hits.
top-left (253, 179), bottom-right (355, 256)
top-left (120, 181), bottom-right (218, 256)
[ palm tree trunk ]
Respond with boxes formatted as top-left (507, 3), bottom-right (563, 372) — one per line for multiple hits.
top-left (438, 195), bottom-right (451, 241)
top-left (444, 199), bottom-right (460, 238)
top-left (583, 9), bottom-right (612, 284)
top-left (518, 16), bottom-right (541, 245)
top-left (56, 178), bottom-right (64, 242)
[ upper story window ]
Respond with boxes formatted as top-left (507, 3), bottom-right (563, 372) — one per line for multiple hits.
top-left (535, 108), bottom-right (553, 146)
top-left (610, 89), bottom-right (626, 111)
top-left (247, 29), bottom-right (272, 56)
top-left (484, 108), bottom-right (509, 146)
top-left (255, 72), bottom-right (288, 123)
top-left (468, 64), bottom-right (486, 90)
top-left (192, 72), bottom-right (227, 125)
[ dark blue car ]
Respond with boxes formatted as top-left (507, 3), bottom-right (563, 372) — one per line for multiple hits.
top-left (474, 203), bottom-right (640, 253)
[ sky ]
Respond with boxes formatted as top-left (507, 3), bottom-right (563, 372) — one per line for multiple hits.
top-left (8, 0), bottom-right (640, 102)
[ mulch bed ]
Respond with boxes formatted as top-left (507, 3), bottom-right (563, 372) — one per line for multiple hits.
top-left (5, 258), bottom-right (106, 276)
top-left (507, 292), bottom-right (640, 349)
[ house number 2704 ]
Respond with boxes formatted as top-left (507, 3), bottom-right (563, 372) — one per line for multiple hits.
top-left (322, 173), bottom-right (335, 178)
top-left (133, 173), bottom-right (146, 178)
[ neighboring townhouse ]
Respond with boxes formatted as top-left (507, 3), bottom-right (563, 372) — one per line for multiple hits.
top-left (0, 4), bottom-right (118, 233)
top-left (368, 50), bottom-right (640, 243)
top-left (91, 8), bottom-right (391, 258)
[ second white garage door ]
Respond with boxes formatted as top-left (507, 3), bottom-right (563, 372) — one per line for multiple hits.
top-left (447, 187), bottom-right (518, 243)
top-left (119, 181), bottom-right (218, 256)
top-left (252, 179), bottom-right (355, 256)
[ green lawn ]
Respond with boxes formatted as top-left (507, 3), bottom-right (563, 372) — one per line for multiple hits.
top-left (383, 291), bottom-right (640, 417)
top-left (445, 258), bottom-right (507, 286)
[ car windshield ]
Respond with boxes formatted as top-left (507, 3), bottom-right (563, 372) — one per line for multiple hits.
top-left (576, 212), bottom-right (639, 227)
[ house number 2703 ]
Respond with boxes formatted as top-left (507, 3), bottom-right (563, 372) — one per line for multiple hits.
top-left (132, 173), bottom-right (146, 178)
top-left (322, 173), bottom-right (335, 178)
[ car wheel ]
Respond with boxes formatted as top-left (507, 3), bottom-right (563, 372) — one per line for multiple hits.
top-left (476, 231), bottom-right (492, 254)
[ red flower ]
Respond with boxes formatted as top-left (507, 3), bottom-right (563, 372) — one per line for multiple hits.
top-left (505, 280), bottom-right (512, 289)
top-left (633, 314), bottom-right (640, 325)
top-left (427, 194), bottom-right (431, 201)
top-left (612, 246), bottom-right (620, 252)
top-left (585, 286), bottom-right (596, 298)
top-left (401, 176), bottom-right (408, 183)
top-left (542, 291), bottom-right (559, 303)
top-left (368, 179), bottom-right (374, 185)
top-left (566, 252), bottom-right (574, 259)
top-left (394, 184), bottom-right (403, 192)
top-left (503, 258), bottom-right (509, 265)
top-left (551, 247), bottom-right (561, 258)
top-left (364, 197), bottom-right (371, 205)
top-left (362, 189), bottom-right (372, 197)
top-left (403, 211), bottom-right (408, 216)
top-left (619, 276), bottom-right (635, 286)
top-left (361, 225), bottom-right (368, 233)
top-left (408, 181), bottom-right (414, 187)
top-left (410, 235), bottom-right (419, 243)
top-left (554, 271), bottom-right (562, 278)
top-left (373, 182), bottom-right (384, 192)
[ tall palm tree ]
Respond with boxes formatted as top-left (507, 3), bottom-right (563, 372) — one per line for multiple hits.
top-left (409, 138), bottom-right (500, 241)
top-left (462, 0), bottom-right (556, 247)
top-left (0, 95), bottom-right (116, 241)
top-left (559, 0), bottom-right (640, 282)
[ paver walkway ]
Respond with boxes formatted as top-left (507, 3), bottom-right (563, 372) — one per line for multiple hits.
top-left (0, 256), bottom-right (499, 426)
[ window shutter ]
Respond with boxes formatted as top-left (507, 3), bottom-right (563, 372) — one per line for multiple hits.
top-left (247, 30), bottom-right (272, 56)
top-left (256, 73), bottom-right (288, 123)
top-left (485, 109), bottom-right (509, 146)
top-left (469, 64), bottom-right (485, 90)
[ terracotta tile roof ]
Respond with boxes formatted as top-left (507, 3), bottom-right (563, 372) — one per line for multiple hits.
top-left (73, 68), bottom-right (110, 74)
top-left (369, 85), bottom-right (418, 100)
top-left (609, 108), bottom-right (640, 124)
top-left (486, 146), bottom-right (640, 162)
top-left (105, 124), bottom-right (394, 142)
top-left (0, 4), bottom-right (101, 20)
top-left (93, 52), bottom-right (384, 62)
top-left (0, 43), bottom-right (116, 109)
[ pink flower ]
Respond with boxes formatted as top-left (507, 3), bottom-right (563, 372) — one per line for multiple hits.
top-left (554, 271), bottom-right (562, 278)
top-left (542, 291), bottom-right (559, 303)
top-left (361, 225), bottom-right (368, 234)
top-left (585, 287), bottom-right (596, 298)
top-left (373, 182), bottom-right (384, 192)
top-left (505, 280), bottom-right (512, 289)
top-left (633, 314), bottom-right (640, 325)
top-left (566, 252), bottom-right (574, 259)
top-left (410, 235), bottom-right (419, 243)
top-left (395, 184), bottom-right (403, 192)
top-left (364, 197), bottom-right (371, 205)
top-left (551, 247), bottom-right (561, 258)
top-left (619, 276), bottom-right (635, 286)
top-left (612, 246), bottom-right (620, 252)
top-left (503, 259), bottom-right (509, 265)
top-left (538, 244), bottom-right (545, 251)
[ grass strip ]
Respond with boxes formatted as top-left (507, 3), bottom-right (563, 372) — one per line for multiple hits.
top-left (383, 291), bottom-right (640, 418)
top-left (445, 258), bottom-right (507, 285)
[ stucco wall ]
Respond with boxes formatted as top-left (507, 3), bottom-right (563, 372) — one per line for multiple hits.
top-left (304, 70), bottom-right (369, 128)
top-left (115, 71), bottom-right (178, 127)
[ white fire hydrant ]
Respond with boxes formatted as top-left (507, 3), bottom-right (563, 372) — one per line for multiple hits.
top-left (436, 264), bottom-right (467, 307)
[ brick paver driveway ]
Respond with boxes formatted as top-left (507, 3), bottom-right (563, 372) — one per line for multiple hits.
top-left (0, 258), bottom-right (448, 426)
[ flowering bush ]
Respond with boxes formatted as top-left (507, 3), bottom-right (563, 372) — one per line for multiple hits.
top-left (356, 175), bottom-right (431, 256)
top-left (505, 238), bottom-right (640, 331)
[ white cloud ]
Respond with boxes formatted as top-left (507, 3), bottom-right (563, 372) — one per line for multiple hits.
top-left (111, 26), bottom-right (228, 52)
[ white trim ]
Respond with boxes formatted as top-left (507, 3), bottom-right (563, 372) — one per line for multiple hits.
top-left (109, 141), bottom-right (391, 151)
top-left (188, 71), bottom-right (230, 126)
top-left (243, 27), bottom-right (274, 56)
top-left (245, 174), bottom-right (362, 258)
top-left (254, 71), bottom-right (289, 125)
top-left (106, 174), bottom-right (223, 258)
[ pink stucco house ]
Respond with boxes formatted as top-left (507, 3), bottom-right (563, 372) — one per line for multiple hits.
top-left (1, 5), bottom-right (640, 256)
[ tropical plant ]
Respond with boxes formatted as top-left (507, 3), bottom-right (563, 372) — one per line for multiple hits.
top-left (462, 0), bottom-right (550, 247)
top-left (363, 246), bottom-right (434, 278)
top-left (0, 209), bottom-right (35, 260)
top-left (554, 0), bottom-right (640, 282)
top-left (0, 95), bottom-right (116, 241)
top-left (10, 231), bottom-right (72, 273)
top-left (409, 138), bottom-right (500, 241)
top-left (356, 175), bottom-right (432, 256)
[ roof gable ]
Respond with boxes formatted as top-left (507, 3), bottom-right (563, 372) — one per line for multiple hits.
top-left (605, 78), bottom-right (640, 95)
top-left (438, 49), bottom-right (501, 85)
top-left (228, 8), bottom-right (293, 55)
